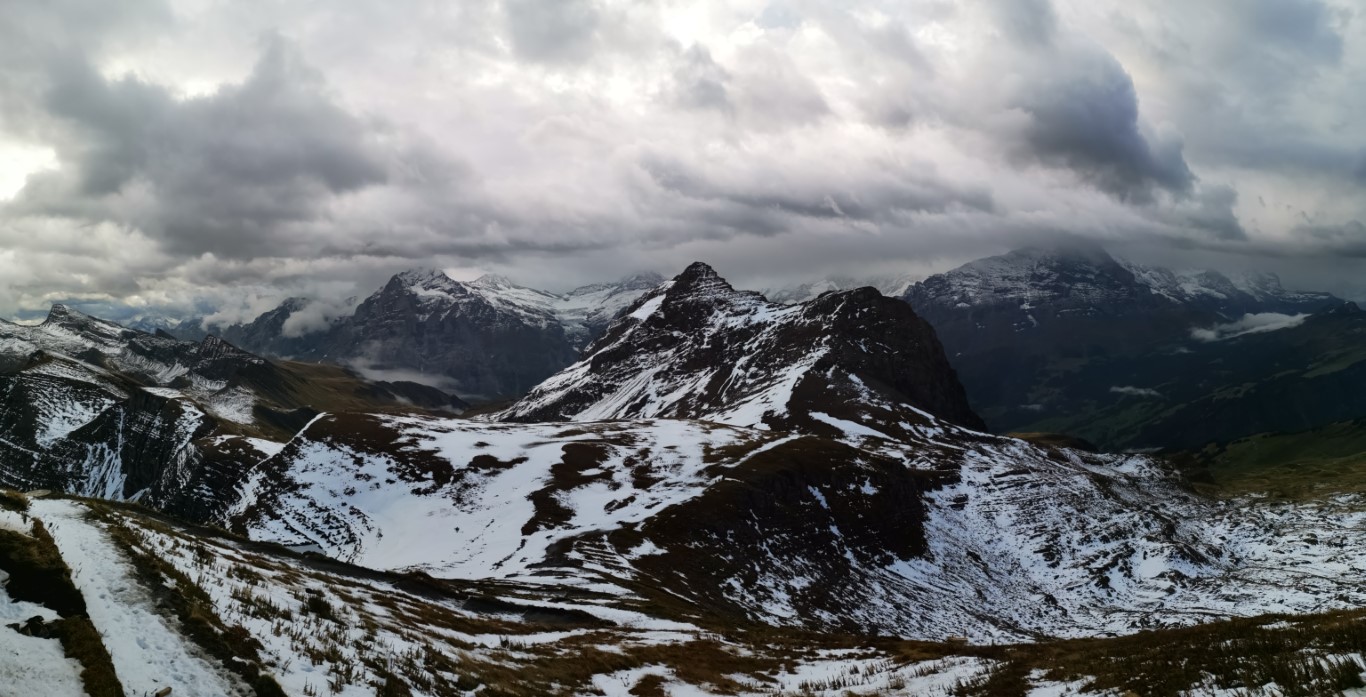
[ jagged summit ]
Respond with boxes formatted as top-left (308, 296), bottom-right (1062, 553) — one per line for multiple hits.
top-left (43, 303), bottom-right (123, 331)
top-left (678, 260), bottom-right (719, 279)
top-left (187, 266), bottom-right (666, 400)
top-left (499, 261), bottom-right (984, 432)
top-left (44, 303), bottom-right (85, 322)
top-left (390, 267), bottom-right (454, 286)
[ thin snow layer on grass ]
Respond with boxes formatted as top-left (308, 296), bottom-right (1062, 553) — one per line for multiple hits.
top-left (243, 415), bottom-right (769, 580)
top-left (590, 665), bottom-right (673, 696)
top-left (242, 437), bottom-right (286, 459)
top-left (126, 518), bottom-right (464, 697)
top-left (878, 439), bottom-right (1225, 640)
top-left (768, 654), bottom-right (992, 696)
top-left (30, 499), bottom-right (251, 697)
top-left (117, 509), bottom-right (703, 696)
top-left (0, 582), bottom-right (85, 697)
top-left (586, 655), bottom-right (994, 697)
top-left (1025, 672), bottom-right (1102, 696)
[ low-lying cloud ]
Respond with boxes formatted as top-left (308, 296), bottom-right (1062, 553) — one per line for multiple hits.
top-left (1191, 313), bottom-right (1309, 342)
top-left (1110, 385), bottom-right (1162, 398)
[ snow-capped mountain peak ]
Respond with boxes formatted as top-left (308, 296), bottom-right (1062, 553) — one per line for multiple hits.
top-left (391, 267), bottom-right (456, 288)
top-left (905, 245), bottom-right (1343, 322)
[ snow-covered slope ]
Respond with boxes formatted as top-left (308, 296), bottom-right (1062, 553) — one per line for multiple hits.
top-left (449, 271), bottom-right (665, 348)
top-left (15, 492), bottom-right (1366, 697)
top-left (231, 413), bottom-right (778, 581)
top-left (226, 395), bottom-right (1366, 642)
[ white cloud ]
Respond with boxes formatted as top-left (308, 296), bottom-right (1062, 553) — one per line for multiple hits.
top-left (280, 297), bottom-right (357, 337)
top-left (1190, 312), bottom-right (1309, 342)
top-left (1110, 385), bottom-right (1161, 398)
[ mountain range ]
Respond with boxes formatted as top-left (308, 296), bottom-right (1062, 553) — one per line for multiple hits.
top-left (210, 263), bottom-right (1366, 642)
top-left (78, 243), bottom-right (1366, 455)
top-left (7, 261), bottom-right (1366, 695)
top-left (171, 270), bottom-right (664, 400)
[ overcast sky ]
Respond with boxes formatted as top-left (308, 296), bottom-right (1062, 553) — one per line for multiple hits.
top-left (1, 0), bottom-right (1363, 322)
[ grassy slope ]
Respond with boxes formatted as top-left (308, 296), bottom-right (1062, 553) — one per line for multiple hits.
top-left (1185, 418), bottom-right (1366, 500)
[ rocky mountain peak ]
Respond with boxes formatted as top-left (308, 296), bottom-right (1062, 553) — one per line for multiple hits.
top-left (40, 303), bottom-right (134, 347)
top-left (655, 261), bottom-right (754, 307)
top-left (277, 296), bottom-right (310, 313)
top-left (500, 262), bottom-right (984, 433)
top-left (676, 260), bottom-right (721, 283)
top-left (44, 303), bottom-right (101, 327)
top-left (389, 267), bottom-right (459, 293)
top-left (194, 335), bottom-right (265, 371)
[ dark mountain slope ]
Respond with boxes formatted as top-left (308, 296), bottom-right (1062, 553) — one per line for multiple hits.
top-left (902, 244), bottom-right (1355, 449)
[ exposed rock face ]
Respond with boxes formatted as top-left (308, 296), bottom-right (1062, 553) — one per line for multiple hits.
top-left (500, 261), bottom-right (984, 432)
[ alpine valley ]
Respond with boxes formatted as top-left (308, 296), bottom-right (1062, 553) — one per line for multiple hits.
top-left (7, 260), bottom-right (1366, 697)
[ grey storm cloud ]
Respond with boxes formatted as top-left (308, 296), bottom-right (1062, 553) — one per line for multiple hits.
top-left (1006, 45), bottom-right (1196, 202)
top-left (672, 45), bottom-right (732, 113)
top-left (12, 37), bottom-right (395, 258)
top-left (503, 0), bottom-right (600, 64)
top-left (638, 152), bottom-right (994, 228)
top-left (0, 0), bottom-right (1364, 319)
top-left (987, 0), bottom-right (1058, 46)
